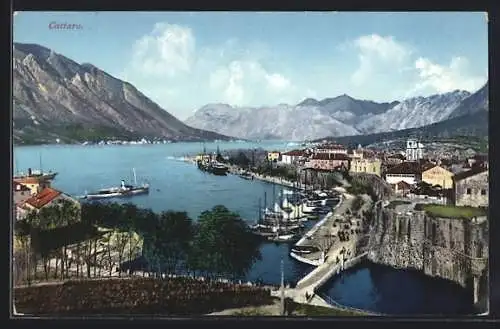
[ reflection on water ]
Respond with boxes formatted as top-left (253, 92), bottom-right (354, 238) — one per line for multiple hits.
top-left (318, 260), bottom-right (475, 315)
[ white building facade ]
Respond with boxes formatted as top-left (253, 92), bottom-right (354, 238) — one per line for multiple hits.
top-left (405, 139), bottom-right (424, 162)
top-left (385, 173), bottom-right (420, 186)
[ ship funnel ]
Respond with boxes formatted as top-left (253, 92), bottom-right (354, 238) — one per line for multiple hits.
top-left (28, 168), bottom-right (32, 176)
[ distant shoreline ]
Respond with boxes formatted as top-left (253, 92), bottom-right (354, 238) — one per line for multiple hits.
top-left (13, 139), bottom-right (253, 148)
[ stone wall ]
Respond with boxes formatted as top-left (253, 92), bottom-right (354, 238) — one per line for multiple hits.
top-left (350, 173), bottom-right (394, 201)
top-left (367, 203), bottom-right (488, 309)
top-left (297, 169), bottom-right (343, 189)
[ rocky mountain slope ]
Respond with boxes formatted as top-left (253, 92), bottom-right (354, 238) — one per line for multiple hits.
top-left (316, 82), bottom-right (489, 146)
top-left (185, 103), bottom-right (361, 141)
top-left (447, 82), bottom-right (488, 119)
top-left (355, 90), bottom-right (470, 133)
top-left (13, 43), bottom-right (231, 145)
top-left (185, 88), bottom-right (481, 140)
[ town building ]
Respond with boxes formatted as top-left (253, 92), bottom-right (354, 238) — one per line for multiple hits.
top-left (405, 139), bottom-right (424, 162)
top-left (267, 151), bottom-right (281, 162)
top-left (280, 150), bottom-right (306, 165)
top-left (452, 167), bottom-right (489, 208)
top-left (391, 181), bottom-right (412, 197)
top-left (349, 158), bottom-right (382, 177)
top-left (13, 176), bottom-right (51, 195)
top-left (448, 163), bottom-right (471, 175)
top-left (305, 153), bottom-right (350, 171)
top-left (421, 164), bottom-right (455, 189)
top-left (385, 153), bottom-right (405, 165)
top-left (16, 187), bottom-right (81, 221)
top-left (347, 146), bottom-right (364, 160)
top-left (314, 143), bottom-right (348, 155)
top-left (466, 154), bottom-right (488, 169)
top-left (385, 161), bottom-right (422, 186)
top-left (13, 181), bottom-right (32, 206)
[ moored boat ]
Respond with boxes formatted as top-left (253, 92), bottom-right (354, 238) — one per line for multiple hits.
top-left (83, 182), bottom-right (149, 200)
top-left (81, 168), bottom-right (149, 200)
top-left (14, 168), bottom-right (58, 181)
top-left (238, 171), bottom-right (253, 180)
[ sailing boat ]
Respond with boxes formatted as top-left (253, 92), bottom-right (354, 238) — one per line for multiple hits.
top-left (14, 154), bottom-right (58, 181)
top-left (82, 168), bottom-right (149, 200)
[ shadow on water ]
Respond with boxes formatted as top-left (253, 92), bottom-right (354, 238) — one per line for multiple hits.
top-left (318, 259), bottom-right (475, 315)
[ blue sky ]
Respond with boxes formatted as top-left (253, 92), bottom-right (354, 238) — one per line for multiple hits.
top-left (13, 11), bottom-right (488, 119)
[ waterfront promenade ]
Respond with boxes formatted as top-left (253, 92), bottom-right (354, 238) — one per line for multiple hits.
top-left (290, 192), bottom-right (359, 266)
top-left (281, 191), bottom-right (375, 312)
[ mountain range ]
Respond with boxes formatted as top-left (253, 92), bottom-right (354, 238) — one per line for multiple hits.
top-left (13, 43), bottom-right (488, 145)
top-left (13, 43), bottom-right (231, 145)
top-left (185, 84), bottom-right (488, 141)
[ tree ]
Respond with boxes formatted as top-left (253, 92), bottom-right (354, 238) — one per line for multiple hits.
top-left (113, 231), bottom-right (129, 277)
top-left (122, 203), bottom-right (140, 267)
top-left (158, 211), bottom-right (193, 275)
top-left (229, 151), bottom-right (251, 168)
top-left (14, 219), bottom-right (31, 284)
top-left (56, 199), bottom-right (81, 278)
top-left (188, 205), bottom-right (261, 280)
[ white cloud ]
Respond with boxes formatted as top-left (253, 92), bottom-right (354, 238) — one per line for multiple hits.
top-left (130, 23), bottom-right (195, 78)
top-left (208, 60), bottom-right (295, 106)
top-left (266, 73), bottom-right (291, 92)
top-left (351, 34), bottom-right (412, 85)
top-left (348, 34), bottom-right (486, 100)
top-left (122, 22), bottom-right (301, 117)
top-left (411, 56), bottom-right (486, 94)
top-left (120, 26), bottom-right (487, 118)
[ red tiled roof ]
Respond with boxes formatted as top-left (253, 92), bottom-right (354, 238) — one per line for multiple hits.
top-left (282, 149), bottom-right (305, 156)
top-left (311, 153), bottom-right (350, 161)
top-left (386, 161), bottom-right (422, 175)
top-left (13, 181), bottom-right (31, 192)
top-left (25, 187), bottom-right (62, 209)
top-left (453, 166), bottom-right (488, 182)
top-left (396, 181), bottom-right (412, 189)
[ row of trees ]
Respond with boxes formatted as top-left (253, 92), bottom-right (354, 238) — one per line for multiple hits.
top-left (14, 201), bottom-right (262, 285)
top-left (14, 199), bottom-right (88, 284)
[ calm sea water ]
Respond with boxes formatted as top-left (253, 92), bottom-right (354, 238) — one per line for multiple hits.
top-left (13, 142), bottom-right (474, 314)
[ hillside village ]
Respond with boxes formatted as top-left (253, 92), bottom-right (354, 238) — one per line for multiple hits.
top-left (265, 139), bottom-right (488, 210)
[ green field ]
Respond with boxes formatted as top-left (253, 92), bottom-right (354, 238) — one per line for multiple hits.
top-left (416, 204), bottom-right (487, 219)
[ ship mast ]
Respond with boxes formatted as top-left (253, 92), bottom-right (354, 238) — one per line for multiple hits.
top-left (133, 168), bottom-right (137, 185)
top-left (258, 198), bottom-right (262, 224)
top-left (280, 257), bottom-right (285, 315)
top-left (39, 153), bottom-right (43, 173)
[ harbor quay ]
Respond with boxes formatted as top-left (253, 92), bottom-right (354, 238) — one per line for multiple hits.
top-left (278, 190), bottom-right (375, 312)
top-left (291, 191), bottom-right (371, 266)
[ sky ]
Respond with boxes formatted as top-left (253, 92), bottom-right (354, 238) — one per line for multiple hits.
top-left (13, 11), bottom-right (488, 120)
